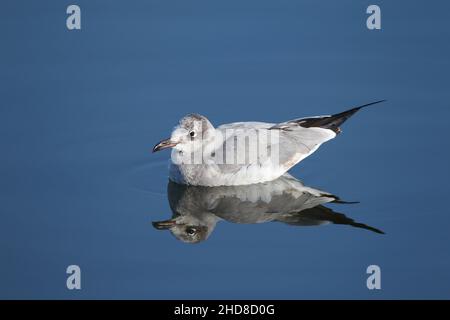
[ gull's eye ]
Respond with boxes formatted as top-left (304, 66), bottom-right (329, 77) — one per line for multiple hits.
top-left (186, 227), bottom-right (197, 236)
top-left (189, 131), bottom-right (196, 138)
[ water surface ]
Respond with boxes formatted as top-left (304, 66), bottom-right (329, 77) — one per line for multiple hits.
top-left (1, 0), bottom-right (449, 299)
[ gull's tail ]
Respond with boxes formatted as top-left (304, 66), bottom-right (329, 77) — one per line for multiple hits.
top-left (300, 100), bottom-right (386, 134)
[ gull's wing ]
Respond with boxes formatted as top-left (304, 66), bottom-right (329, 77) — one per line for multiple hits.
top-left (191, 174), bottom-right (338, 224)
top-left (276, 205), bottom-right (385, 234)
top-left (217, 121), bottom-right (273, 130)
top-left (214, 122), bottom-right (275, 176)
top-left (212, 100), bottom-right (386, 179)
top-left (267, 100), bottom-right (387, 171)
top-left (216, 121), bottom-right (336, 174)
top-left (269, 125), bottom-right (336, 172)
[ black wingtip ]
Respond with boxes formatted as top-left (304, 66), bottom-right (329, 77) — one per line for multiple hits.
top-left (332, 200), bottom-right (360, 204)
top-left (354, 99), bottom-right (387, 110)
top-left (325, 99), bottom-right (387, 132)
top-left (349, 221), bottom-right (385, 234)
top-left (294, 99), bottom-right (387, 133)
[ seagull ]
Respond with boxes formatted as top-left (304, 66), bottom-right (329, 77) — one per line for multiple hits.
top-left (153, 100), bottom-right (385, 186)
top-left (152, 174), bottom-right (384, 244)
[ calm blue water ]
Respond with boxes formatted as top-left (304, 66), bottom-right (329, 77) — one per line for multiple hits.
top-left (1, 0), bottom-right (449, 299)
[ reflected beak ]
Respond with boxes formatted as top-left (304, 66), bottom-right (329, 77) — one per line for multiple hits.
top-left (152, 219), bottom-right (178, 230)
top-left (152, 138), bottom-right (178, 153)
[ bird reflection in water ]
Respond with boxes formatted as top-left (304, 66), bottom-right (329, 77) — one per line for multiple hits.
top-left (152, 174), bottom-right (384, 243)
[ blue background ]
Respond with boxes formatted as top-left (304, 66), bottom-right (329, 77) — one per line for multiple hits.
top-left (1, 0), bottom-right (449, 299)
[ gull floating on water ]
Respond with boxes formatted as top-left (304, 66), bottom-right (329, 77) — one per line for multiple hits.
top-left (152, 173), bottom-right (384, 243)
top-left (153, 100), bottom-right (385, 186)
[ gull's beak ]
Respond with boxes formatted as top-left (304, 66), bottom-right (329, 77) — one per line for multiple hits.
top-left (152, 138), bottom-right (178, 153)
top-left (152, 219), bottom-right (178, 230)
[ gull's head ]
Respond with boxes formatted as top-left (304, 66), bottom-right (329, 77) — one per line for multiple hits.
top-left (153, 114), bottom-right (215, 153)
top-left (152, 214), bottom-right (216, 244)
